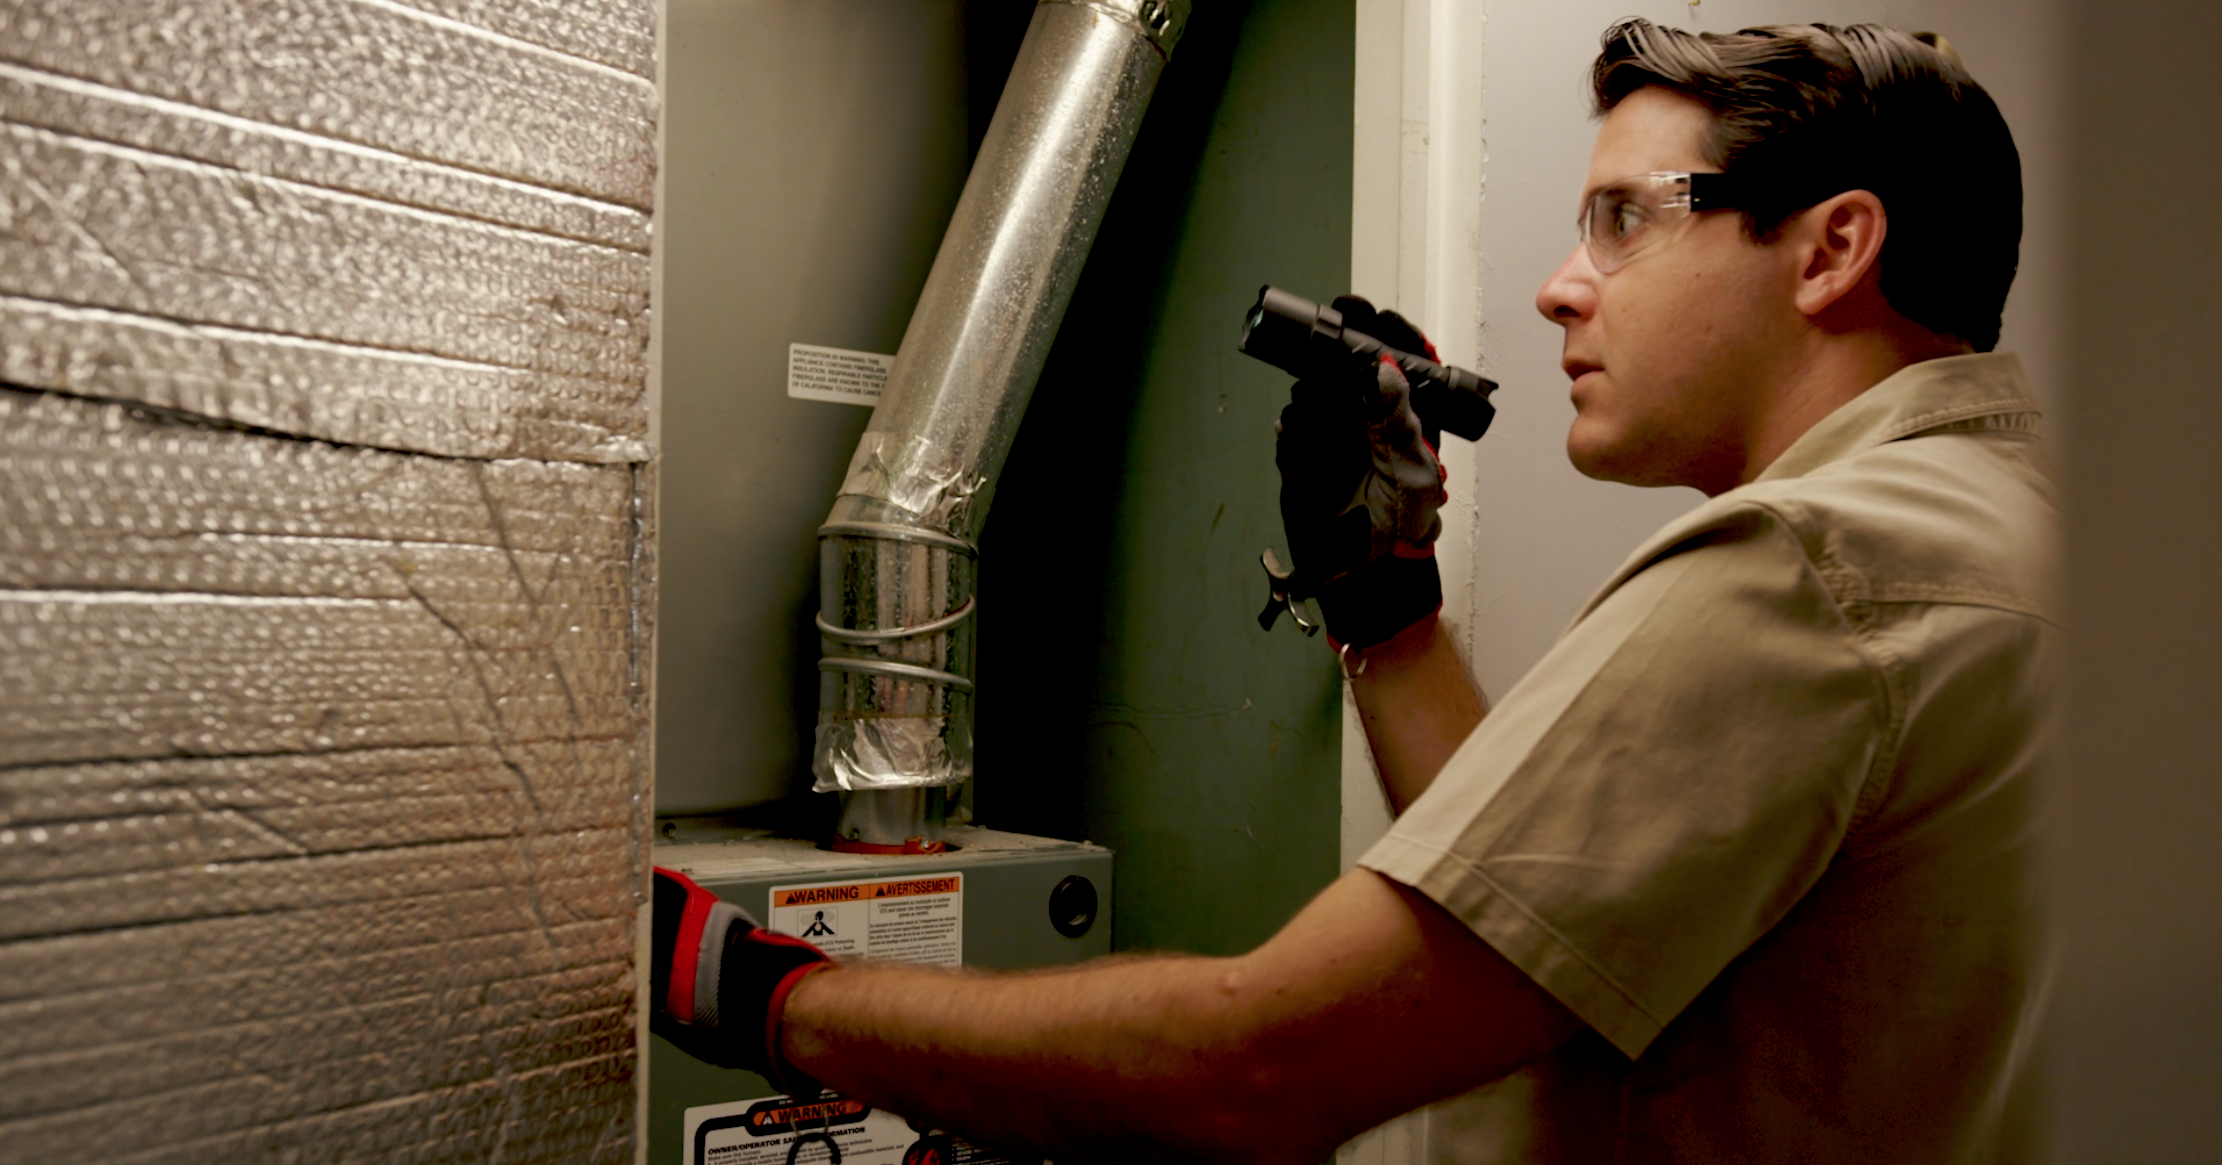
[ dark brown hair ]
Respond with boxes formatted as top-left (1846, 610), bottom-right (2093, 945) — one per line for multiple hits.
top-left (1592, 19), bottom-right (2021, 351)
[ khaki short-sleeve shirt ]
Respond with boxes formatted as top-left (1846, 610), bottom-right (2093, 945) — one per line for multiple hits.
top-left (1361, 353), bottom-right (2057, 1164)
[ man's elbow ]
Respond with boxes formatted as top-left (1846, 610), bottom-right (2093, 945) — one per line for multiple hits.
top-left (1178, 1053), bottom-right (1369, 1164)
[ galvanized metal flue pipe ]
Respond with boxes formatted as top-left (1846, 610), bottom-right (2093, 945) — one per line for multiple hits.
top-left (813, 0), bottom-right (1191, 851)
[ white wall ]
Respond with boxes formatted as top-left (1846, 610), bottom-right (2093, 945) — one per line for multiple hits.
top-left (1344, 1), bottom-right (2066, 1157)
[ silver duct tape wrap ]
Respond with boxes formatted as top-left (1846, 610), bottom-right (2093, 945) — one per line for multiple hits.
top-left (0, 0), bottom-right (655, 1159)
top-left (815, 0), bottom-right (1187, 812)
top-left (813, 503), bottom-right (977, 794)
top-left (833, 430), bottom-right (989, 540)
top-left (812, 714), bottom-right (973, 793)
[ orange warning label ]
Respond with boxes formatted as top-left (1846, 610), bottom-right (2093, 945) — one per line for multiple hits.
top-left (772, 876), bottom-right (960, 909)
top-left (744, 1096), bottom-right (868, 1134)
top-left (773, 885), bottom-right (861, 907)
top-left (768, 872), bottom-right (963, 968)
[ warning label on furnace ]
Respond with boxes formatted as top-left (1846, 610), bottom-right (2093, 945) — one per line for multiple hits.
top-left (787, 343), bottom-right (894, 405)
top-left (768, 873), bottom-right (963, 967)
top-left (684, 1091), bottom-right (1041, 1165)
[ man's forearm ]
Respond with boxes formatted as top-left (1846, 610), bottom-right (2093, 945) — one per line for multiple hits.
top-left (775, 869), bottom-right (1578, 1162)
top-left (780, 954), bottom-right (1341, 1163)
top-left (1347, 614), bottom-right (1488, 814)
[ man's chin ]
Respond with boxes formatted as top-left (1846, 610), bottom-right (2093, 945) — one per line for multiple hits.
top-left (1567, 427), bottom-right (1686, 489)
top-left (1567, 426), bottom-right (1637, 484)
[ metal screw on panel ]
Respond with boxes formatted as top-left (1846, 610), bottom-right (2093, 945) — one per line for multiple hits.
top-left (1048, 875), bottom-right (1099, 939)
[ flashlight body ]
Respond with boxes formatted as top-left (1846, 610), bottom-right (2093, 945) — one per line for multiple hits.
top-left (1237, 285), bottom-right (1499, 442)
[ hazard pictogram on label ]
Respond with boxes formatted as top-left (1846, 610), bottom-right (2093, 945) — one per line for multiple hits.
top-left (768, 873), bottom-right (963, 967)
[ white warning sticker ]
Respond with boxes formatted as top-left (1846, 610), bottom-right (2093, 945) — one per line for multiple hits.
top-left (684, 1092), bottom-right (1041, 1165)
top-left (787, 343), bottom-right (894, 405)
top-left (768, 873), bottom-right (963, 967)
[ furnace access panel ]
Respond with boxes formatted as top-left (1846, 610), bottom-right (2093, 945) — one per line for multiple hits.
top-left (647, 826), bottom-right (1113, 1164)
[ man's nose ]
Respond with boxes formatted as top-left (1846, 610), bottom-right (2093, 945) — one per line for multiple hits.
top-left (1535, 244), bottom-right (1596, 325)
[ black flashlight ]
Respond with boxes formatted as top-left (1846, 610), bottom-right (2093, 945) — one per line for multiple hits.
top-left (1237, 285), bottom-right (1499, 441)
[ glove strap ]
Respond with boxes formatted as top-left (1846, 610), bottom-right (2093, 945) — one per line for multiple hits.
top-left (1317, 552), bottom-right (1443, 649)
top-left (763, 960), bottom-right (834, 1097)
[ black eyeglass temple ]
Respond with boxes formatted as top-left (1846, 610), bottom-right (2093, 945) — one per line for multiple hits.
top-left (1686, 171), bottom-right (1737, 210)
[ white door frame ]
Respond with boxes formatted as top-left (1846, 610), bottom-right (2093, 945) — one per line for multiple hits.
top-left (1338, 1), bottom-right (1488, 1160)
top-left (1340, 0), bottom-right (1488, 875)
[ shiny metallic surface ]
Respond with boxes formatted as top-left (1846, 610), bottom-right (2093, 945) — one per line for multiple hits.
top-left (0, 64), bottom-right (651, 251)
top-left (815, 0), bottom-right (1187, 801)
top-left (819, 657), bottom-right (978, 692)
top-left (0, 390), bottom-right (640, 764)
top-left (0, 1), bottom-right (655, 1158)
top-left (815, 596), bottom-right (977, 645)
top-left (0, 0), bottom-right (656, 207)
top-left (0, 104), bottom-right (650, 462)
top-left (831, 0), bottom-right (1188, 539)
top-left (814, 497), bottom-right (977, 795)
top-left (364, 0), bottom-right (658, 78)
top-left (816, 519), bottom-right (978, 554)
top-left (832, 786), bottom-right (957, 852)
top-left (1083, 0), bottom-right (1194, 58)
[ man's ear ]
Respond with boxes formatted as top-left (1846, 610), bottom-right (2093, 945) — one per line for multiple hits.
top-left (1791, 190), bottom-right (1888, 320)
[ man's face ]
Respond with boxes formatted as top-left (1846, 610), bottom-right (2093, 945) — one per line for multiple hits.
top-left (1536, 88), bottom-right (1804, 494)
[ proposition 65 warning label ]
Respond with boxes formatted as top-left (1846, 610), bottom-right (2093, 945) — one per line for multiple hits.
top-left (767, 873), bottom-right (962, 967)
top-left (787, 343), bottom-right (893, 405)
top-left (684, 1091), bottom-right (1041, 1165)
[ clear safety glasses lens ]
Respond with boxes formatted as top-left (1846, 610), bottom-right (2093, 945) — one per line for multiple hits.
top-left (1579, 171), bottom-right (1697, 274)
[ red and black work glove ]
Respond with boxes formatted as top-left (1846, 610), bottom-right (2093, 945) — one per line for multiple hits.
top-left (1273, 296), bottom-right (1448, 649)
top-left (651, 866), bottom-right (833, 1096)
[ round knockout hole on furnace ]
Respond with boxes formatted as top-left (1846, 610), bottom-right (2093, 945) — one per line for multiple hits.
top-left (1048, 874), bottom-right (1098, 939)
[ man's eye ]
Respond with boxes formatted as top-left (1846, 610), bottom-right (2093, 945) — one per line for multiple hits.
top-left (1610, 201), bottom-right (1649, 240)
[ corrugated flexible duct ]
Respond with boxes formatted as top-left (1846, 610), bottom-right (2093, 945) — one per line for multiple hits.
top-left (814, 0), bottom-right (1191, 850)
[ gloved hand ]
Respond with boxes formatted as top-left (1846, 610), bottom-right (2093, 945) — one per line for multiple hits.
top-left (651, 866), bottom-right (833, 1095)
top-left (1273, 296), bottom-right (1448, 649)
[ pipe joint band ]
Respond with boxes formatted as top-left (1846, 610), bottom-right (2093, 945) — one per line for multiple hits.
top-left (1051, 0), bottom-right (1191, 58)
top-left (817, 520), bottom-right (978, 556)
top-left (817, 657), bottom-right (976, 692)
top-left (816, 597), bottom-right (977, 645)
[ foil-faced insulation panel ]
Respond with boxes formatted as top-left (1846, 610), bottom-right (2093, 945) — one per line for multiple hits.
top-left (0, 65), bottom-right (651, 251)
top-left (0, 390), bottom-right (640, 766)
top-left (0, 0), bottom-right (656, 208)
top-left (0, 110), bottom-right (649, 461)
top-left (376, 0), bottom-right (658, 80)
top-left (0, 0), bottom-right (656, 1160)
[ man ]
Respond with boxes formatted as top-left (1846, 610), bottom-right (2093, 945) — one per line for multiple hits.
top-left (654, 19), bottom-right (2052, 1162)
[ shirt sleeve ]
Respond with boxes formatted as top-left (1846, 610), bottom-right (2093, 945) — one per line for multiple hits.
top-left (1359, 504), bottom-right (1888, 1059)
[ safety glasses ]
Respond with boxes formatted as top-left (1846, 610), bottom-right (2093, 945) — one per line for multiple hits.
top-left (1578, 171), bottom-right (1746, 273)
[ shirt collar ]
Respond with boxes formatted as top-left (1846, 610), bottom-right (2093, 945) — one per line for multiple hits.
top-left (1568, 352), bottom-right (2042, 628)
top-left (1754, 352), bottom-right (2042, 484)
